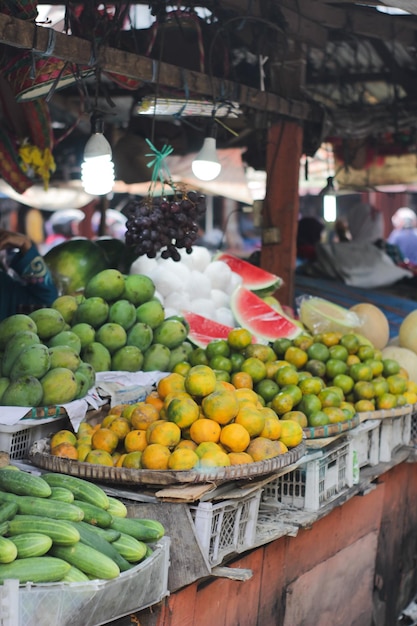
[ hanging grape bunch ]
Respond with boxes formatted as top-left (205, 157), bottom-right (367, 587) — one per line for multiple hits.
top-left (124, 190), bottom-right (207, 261)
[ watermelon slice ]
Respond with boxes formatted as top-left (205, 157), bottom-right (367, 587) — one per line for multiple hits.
top-left (230, 286), bottom-right (302, 342)
top-left (215, 252), bottom-right (282, 295)
top-left (182, 311), bottom-right (236, 348)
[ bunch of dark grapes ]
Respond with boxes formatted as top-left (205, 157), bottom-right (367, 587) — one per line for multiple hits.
top-left (124, 190), bottom-right (207, 261)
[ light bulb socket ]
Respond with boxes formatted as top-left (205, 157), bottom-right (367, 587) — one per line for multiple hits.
top-left (91, 114), bottom-right (104, 134)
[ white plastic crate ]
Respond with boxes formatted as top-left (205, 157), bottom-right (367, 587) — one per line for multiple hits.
top-left (379, 411), bottom-right (412, 463)
top-left (262, 439), bottom-right (354, 512)
top-left (348, 419), bottom-right (380, 468)
top-left (0, 417), bottom-right (71, 460)
top-left (0, 537), bottom-right (170, 626)
top-left (189, 489), bottom-right (262, 567)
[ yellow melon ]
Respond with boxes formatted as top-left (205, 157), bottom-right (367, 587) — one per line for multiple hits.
top-left (399, 310), bottom-right (417, 355)
top-left (382, 345), bottom-right (417, 384)
top-left (350, 303), bottom-right (389, 350)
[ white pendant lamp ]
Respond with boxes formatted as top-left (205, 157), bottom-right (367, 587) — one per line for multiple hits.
top-left (81, 115), bottom-right (115, 196)
top-left (192, 118), bottom-right (222, 181)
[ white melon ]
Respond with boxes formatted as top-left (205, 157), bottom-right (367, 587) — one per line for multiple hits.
top-left (350, 303), bottom-right (390, 350)
top-left (381, 345), bottom-right (417, 383)
top-left (399, 310), bottom-right (417, 354)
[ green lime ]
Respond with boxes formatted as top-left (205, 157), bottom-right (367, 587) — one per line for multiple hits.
top-left (325, 358), bottom-right (348, 379)
top-left (298, 376), bottom-right (325, 396)
top-left (307, 342), bottom-right (330, 362)
top-left (298, 393), bottom-right (322, 417)
top-left (333, 374), bottom-right (354, 395)
top-left (230, 351), bottom-right (245, 372)
top-left (365, 359), bottom-right (384, 377)
top-left (206, 339), bottom-right (230, 359)
top-left (340, 334), bottom-right (360, 354)
top-left (241, 357), bottom-right (267, 383)
top-left (255, 379), bottom-right (280, 403)
top-left (353, 380), bottom-right (375, 400)
top-left (280, 384), bottom-right (303, 406)
top-left (213, 369), bottom-right (231, 382)
top-left (209, 355), bottom-right (232, 373)
top-left (270, 391), bottom-right (294, 415)
top-left (275, 365), bottom-right (299, 387)
top-left (357, 345), bottom-right (375, 362)
top-left (318, 388), bottom-right (342, 408)
top-left (297, 371), bottom-right (313, 381)
top-left (372, 378), bottom-right (390, 397)
top-left (382, 359), bottom-right (401, 376)
top-left (308, 410), bottom-right (330, 427)
top-left (329, 344), bottom-right (349, 362)
top-left (272, 338), bottom-right (292, 357)
top-left (305, 359), bottom-right (327, 378)
top-left (293, 335), bottom-right (314, 351)
top-left (349, 362), bottom-right (373, 382)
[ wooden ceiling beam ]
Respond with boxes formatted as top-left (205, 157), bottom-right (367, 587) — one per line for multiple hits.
top-left (0, 12), bottom-right (317, 123)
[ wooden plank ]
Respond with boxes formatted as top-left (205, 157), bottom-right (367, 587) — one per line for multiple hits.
top-left (0, 13), bottom-right (315, 122)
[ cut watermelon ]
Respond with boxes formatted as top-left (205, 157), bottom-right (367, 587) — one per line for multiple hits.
top-left (230, 286), bottom-right (302, 342)
top-left (215, 252), bottom-right (282, 295)
top-left (182, 311), bottom-right (236, 348)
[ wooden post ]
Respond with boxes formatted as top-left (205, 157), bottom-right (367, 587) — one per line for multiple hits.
top-left (260, 119), bottom-right (304, 308)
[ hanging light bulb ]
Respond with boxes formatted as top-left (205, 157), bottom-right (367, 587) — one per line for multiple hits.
top-left (319, 177), bottom-right (337, 222)
top-left (81, 114), bottom-right (115, 195)
top-left (192, 117), bottom-right (222, 181)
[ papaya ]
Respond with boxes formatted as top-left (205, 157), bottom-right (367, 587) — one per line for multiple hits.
top-left (2, 331), bottom-right (40, 377)
top-left (0, 314), bottom-right (38, 350)
top-left (48, 330), bottom-right (82, 355)
top-left (108, 300), bottom-right (136, 330)
top-left (84, 269), bottom-right (125, 301)
top-left (152, 319), bottom-right (188, 349)
top-left (95, 323), bottom-right (127, 354)
top-left (1, 376), bottom-right (43, 407)
top-left (111, 346), bottom-right (144, 372)
top-left (48, 346), bottom-right (81, 372)
top-left (10, 344), bottom-right (51, 381)
top-left (74, 298), bottom-right (109, 328)
top-left (75, 363), bottom-right (96, 390)
top-left (0, 378), bottom-right (10, 403)
top-left (126, 322), bottom-right (153, 352)
top-left (52, 295), bottom-right (79, 324)
top-left (122, 274), bottom-right (155, 306)
top-left (81, 342), bottom-right (111, 372)
top-left (41, 368), bottom-right (78, 405)
top-left (142, 344), bottom-right (171, 372)
top-left (29, 308), bottom-right (66, 340)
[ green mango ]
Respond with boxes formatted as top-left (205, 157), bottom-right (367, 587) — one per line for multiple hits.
top-left (48, 346), bottom-right (81, 372)
top-left (2, 376), bottom-right (43, 407)
top-left (41, 368), bottom-right (78, 405)
top-left (0, 314), bottom-right (37, 350)
top-left (82, 342), bottom-right (111, 372)
top-left (29, 308), bottom-right (66, 340)
top-left (143, 344), bottom-right (170, 372)
top-left (10, 344), bottom-right (51, 381)
top-left (2, 331), bottom-right (41, 378)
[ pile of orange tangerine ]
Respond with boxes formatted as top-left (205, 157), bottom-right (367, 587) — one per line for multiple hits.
top-left (49, 327), bottom-right (416, 470)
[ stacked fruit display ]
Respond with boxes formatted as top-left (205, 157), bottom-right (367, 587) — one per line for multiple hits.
top-left (0, 467), bottom-right (165, 583)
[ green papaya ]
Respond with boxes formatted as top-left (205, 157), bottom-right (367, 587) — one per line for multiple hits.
top-left (10, 344), bottom-right (51, 381)
top-left (2, 331), bottom-right (41, 378)
top-left (48, 346), bottom-right (81, 372)
top-left (1, 376), bottom-right (43, 407)
top-left (29, 308), bottom-right (66, 340)
top-left (0, 314), bottom-right (38, 350)
top-left (41, 368), bottom-right (78, 405)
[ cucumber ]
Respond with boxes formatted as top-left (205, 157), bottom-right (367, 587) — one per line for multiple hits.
top-left (106, 496), bottom-right (128, 518)
top-left (134, 518), bottom-right (165, 540)
top-left (0, 492), bottom-right (84, 521)
top-left (81, 525), bottom-right (121, 543)
top-left (9, 533), bottom-right (52, 558)
top-left (0, 556), bottom-right (71, 583)
top-left (62, 565), bottom-right (90, 582)
top-left (0, 501), bottom-right (18, 524)
top-left (0, 521), bottom-right (9, 536)
top-left (51, 542), bottom-right (120, 580)
top-left (0, 468), bottom-right (51, 498)
top-left (112, 532), bottom-right (147, 563)
top-left (49, 487), bottom-right (75, 503)
top-left (73, 521), bottom-right (131, 572)
top-left (0, 536), bottom-right (18, 563)
top-left (42, 473), bottom-right (109, 510)
top-left (145, 545), bottom-right (153, 559)
top-left (7, 515), bottom-right (80, 545)
top-left (72, 500), bottom-right (112, 528)
top-left (110, 517), bottom-right (164, 542)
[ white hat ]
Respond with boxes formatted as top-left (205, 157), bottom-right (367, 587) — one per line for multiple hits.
top-left (392, 207), bottom-right (417, 229)
top-left (48, 209), bottom-right (85, 226)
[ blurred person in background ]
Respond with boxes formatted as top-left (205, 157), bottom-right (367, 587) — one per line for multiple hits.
top-left (0, 228), bottom-right (58, 320)
top-left (296, 215), bottom-right (325, 262)
top-left (387, 207), bottom-right (417, 265)
top-left (42, 208), bottom-right (85, 253)
top-left (92, 209), bottom-right (127, 240)
top-left (346, 202), bottom-right (384, 244)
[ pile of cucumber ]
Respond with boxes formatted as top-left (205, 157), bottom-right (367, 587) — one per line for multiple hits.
top-left (0, 467), bottom-right (165, 583)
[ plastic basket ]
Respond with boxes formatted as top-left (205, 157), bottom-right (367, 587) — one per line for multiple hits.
top-left (0, 537), bottom-right (170, 626)
top-left (379, 410), bottom-right (412, 463)
top-left (189, 489), bottom-right (262, 567)
top-left (410, 407), bottom-right (417, 446)
top-left (262, 439), bottom-right (354, 512)
top-left (0, 416), bottom-right (71, 460)
top-left (347, 419), bottom-right (380, 468)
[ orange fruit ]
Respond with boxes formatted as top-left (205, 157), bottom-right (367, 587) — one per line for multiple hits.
top-left (298, 376), bottom-right (325, 396)
top-left (85, 449), bottom-right (114, 466)
top-left (353, 381), bottom-right (375, 401)
top-left (106, 404), bottom-right (126, 416)
top-left (91, 428), bottom-right (119, 454)
top-left (241, 357), bottom-right (267, 383)
top-left (146, 421), bottom-right (181, 448)
top-left (201, 389), bottom-right (239, 425)
top-left (321, 332), bottom-right (343, 347)
top-left (278, 420), bottom-right (303, 447)
top-left (124, 429), bottom-right (148, 453)
top-left (246, 437), bottom-right (285, 461)
top-left (195, 441), bottom-right (224, 458)
top-left (76, 443), bottom-right (92, 462)
top-left (346, 354), bottom-right (361, 366)
top-left (168, 448), bottom-right (199, 470)
top-left (130, 402), bottom-right (160, 430)
top-left (322, 406), bottom-right (346, 423)
top-left (101, 414), bottom-right (119, 428)
top-left (185, 365), bottom-right (217, 397)
top-left (228, 452), bottom-right (254, 465)
top-left (189, 418), bottom-right (221, 444)
top-left (270, 391), bottom-right (294, 416)
top-left (386, 375), bottom-right (408, 395)
top-left (77, 422), bottom-right (94, 437)
top-left (206, 339), bottom-right (230, 359)
top-left (284, 346), bottom-right (308, 369)
top-left (231, 371), bottom-right (254, 389)
top-left (199, 450), bottom-right (231, 468)
top-left (260, 416), bottom-right (283, 440)
top-left (293, 334), bottom-right (314, 351)
top-left (220, 423), bottom-right (251, 452)
top-left (51, 442), bottom-right (78, 459)
top-left (167, 396), bottom-right (200, 429)
top-left (115, 453), bottom-right (127, 467)
top-left (318, 388), bottom-right (342, 408)
top-left (264, 361), bottom-right (282, 379)
top-left (141, 443), bottom-right (171, 469)
top-left (297, 393), bottom-right (322, 417)
top-left (145, 391), bottom-right (164, 412)
top-left (175, 439), bottom-right (198, 451)
top-left (121, 404), bottom-right (139, 420)
top-left (308, 410), bottom-right (330, 427)
top-left (403, 391), bottom-right (417, 405)
top-left (216, 380), bottom-right (236, 392)
top-left (280, 384), bottom-right (302, 406)
top-left (234, 387), bottom-right (259, 405)
top-left (375, 393), bottom-right (397, 410)
top-left (173, 361), bottom-right (192, 377)
top-left (234, 405), bottom-right (265, 437)
top-left (349, 362), bottom-right (373, 382)
top-left (354, 399), bottom-right (376, 412)
top-left (261, 406), bottom-right (280, 420)
top-left (244, 344), bottom-right (276, 363)
top-left (227, 327), bottom-right (253, 350)
top-left (281, 410), bottom-right (308, 428)
top-left (122, 451), bottom-right (143, 469)
top-left (255, 379), bottom-right (280, 402)
top-left (50, 430), bottom-right (77, 449)
top-left (157, 372), bottom-right (186, 399)
top-left (108, 417), bottom-right (131, 441)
